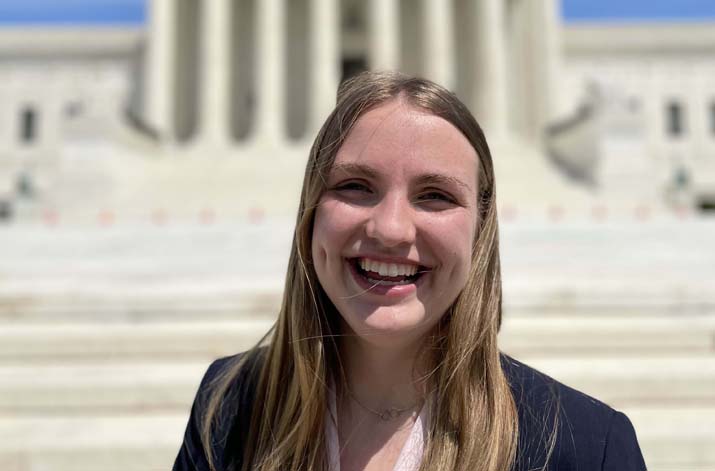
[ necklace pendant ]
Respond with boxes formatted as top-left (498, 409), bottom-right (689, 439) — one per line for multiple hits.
top-left (380, 408), bottom-right (401, 421)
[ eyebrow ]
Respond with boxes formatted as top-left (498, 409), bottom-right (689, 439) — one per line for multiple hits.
top-left (415, 173), bottom-right (474, 195)
top-left (329, 163), bottom-right (473, 195)
top-left (329, 162), bottom-right (380, 180)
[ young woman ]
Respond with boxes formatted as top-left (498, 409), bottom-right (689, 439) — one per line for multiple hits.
top-left (173, 72), bottom-right (646, 471)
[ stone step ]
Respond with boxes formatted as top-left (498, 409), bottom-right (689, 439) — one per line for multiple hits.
top-left (515, 355), bottom-right (715, 407)
top-left (2, 284), bottom-right (710, 321)
top-left (2, 315), bottom-right (712, 363)
top-left (0, 320), bottom-right (274, 362)
top-left (2, 356), bottom-right (714, 414)
top-left (1, 362), bottom-right (208, 414)
top-left (0, 315), bottom-right (708, 364)
top-left (1, 284), bottom-right (711, 324)
top-left (1, 220), bottom-right (713, 320)
top-left (0, 291), bottom-right (282, 323)
top-left (2, 293), bottom-right (708, 324)
top-left (0, 414), bottom-right (184, 471)
top-left (0, 408), bottom-right (713, 471)
top-left (626, 406), bottom-right (715, 471)
top-left (499, 315), bottom-right (715, 355)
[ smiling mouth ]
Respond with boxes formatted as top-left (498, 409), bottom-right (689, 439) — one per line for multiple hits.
top-left (349, 258), bottom-right (429, 286)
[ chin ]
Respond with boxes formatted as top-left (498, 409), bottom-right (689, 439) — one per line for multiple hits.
top-left (342, 305), bottom-right (434, 346)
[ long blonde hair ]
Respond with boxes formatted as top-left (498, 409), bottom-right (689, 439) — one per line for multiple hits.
top-left (201, 71), bottom-right (518, 471)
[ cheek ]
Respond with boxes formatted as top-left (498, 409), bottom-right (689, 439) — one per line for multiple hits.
top-left (428, 214), bottom-right (476, 269)
top-left (311, 200), bottom-right (359, 263)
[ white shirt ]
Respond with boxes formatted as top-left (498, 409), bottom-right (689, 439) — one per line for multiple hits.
top-left (325, 388), bottom-right (429, 471)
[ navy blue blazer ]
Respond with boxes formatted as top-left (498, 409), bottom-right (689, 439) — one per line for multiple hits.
top-left (174, 352), bottom-right (647, 470)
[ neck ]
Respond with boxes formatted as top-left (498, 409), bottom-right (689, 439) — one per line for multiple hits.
top-left (339, 335), bottom-right (432, 410)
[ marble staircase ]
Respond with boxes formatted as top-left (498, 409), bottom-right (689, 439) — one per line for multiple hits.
top-left (1, 218), bottom-right (714, 470)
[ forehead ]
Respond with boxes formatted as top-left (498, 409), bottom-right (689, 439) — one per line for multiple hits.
top-left (333, 100), bottom-right (479, 183)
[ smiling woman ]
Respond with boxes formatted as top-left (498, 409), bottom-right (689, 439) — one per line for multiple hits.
top-left (312, 100), bottom-right (479, 350)
top-left (173, 72), bottom-right (647, 471)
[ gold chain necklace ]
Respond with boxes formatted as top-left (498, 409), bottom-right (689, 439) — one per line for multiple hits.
top-left (346, 388), bottom-right (421, 421)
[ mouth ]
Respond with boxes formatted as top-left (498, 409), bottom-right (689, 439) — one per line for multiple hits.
top-left (348, 257), bottom-right (430, 287)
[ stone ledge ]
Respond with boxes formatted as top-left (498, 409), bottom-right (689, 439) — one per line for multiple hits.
top-left (0, 320), bottom-right (273, 361)
top-left (0, 414), bottom-right (183, 471)
top-left (499, 315), bottom-right (715, 355)
top-left (2, 356), bottom-right (714, 413)
top-left (0, 409), bottom-right (713, 471)
top-left (514, 355), bottom-right (715, 407)
top-left (2, 315), bottom-right (712, 362)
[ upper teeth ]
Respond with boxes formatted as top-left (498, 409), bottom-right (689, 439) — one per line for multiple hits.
top-left (359, 258), bottom-right (418, 277)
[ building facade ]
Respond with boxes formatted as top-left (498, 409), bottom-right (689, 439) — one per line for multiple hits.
top-left (0, 27), bottom-right (140, 207)
top-left (2, 2), bottom-right (714, 216)
top-left (562, 22), bottom-right (715, 208)
top-left (141, 0), bottom-right (562, 150)
top-left (0, 28), bottom-right (140, 154)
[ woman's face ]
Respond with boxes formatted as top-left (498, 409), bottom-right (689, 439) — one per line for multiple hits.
top-left (312, 100), bottom-right (479, 348)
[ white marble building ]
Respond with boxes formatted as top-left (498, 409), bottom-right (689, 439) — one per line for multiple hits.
top-left (0, 27), bottom-right (140, 207)
top-left (141, 0), bottom-right (561, 150)
top-left (561, 22), bottom-right (715, 209)
top-left (1, 1), bottom-right (714, 217)
top-left (0, 27), bottom-right (140, 152)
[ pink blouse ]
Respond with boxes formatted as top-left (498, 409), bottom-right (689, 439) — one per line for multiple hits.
top-left (325, 388), bottom-right (429, 471)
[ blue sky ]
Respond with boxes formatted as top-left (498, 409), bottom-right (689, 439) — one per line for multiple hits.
top-left (0, 0), bottom-right (714, 25)
top-left (0, 0), bottom-right (145, 25)
top-left (563, 0), bottom-right (715, 22)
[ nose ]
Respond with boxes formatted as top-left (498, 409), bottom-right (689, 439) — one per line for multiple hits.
top-left (365, 192), bottom-right (416, 247)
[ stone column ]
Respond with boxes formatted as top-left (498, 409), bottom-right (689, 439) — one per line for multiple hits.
top-left (199, 0), bottom-right (231, 146)
top-left (144, 0), bottom-right (176, 141)
top-left (255, 0), bottom-right (286, 144)
top-left (368, 0), bottom-right (399, 71)
top-left (0, 89), bottom-right (19, 203)
top-left (474, 0), bottom-right (509, 139)
top-left (422, 0), bottom-right (454, 89)
top-left (529, 0), bottom-right (562, 143)
top-left (38, 92), bottom-right (62, 154)
top-left (309, 0), bottom-right (340, 133)
top-left (0, 89), bottom-right (13, 154)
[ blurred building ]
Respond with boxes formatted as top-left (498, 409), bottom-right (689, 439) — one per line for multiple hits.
top-left (0, 28), bottom-right (140, 153)
top-left (561, 21), bottom-right (715, 211)
top-left (0, 0), bottom-right (714, 217)
top-left (0, 26), bottom-right (141, 214)
top-left (137, 0), bottom-right (559, 149)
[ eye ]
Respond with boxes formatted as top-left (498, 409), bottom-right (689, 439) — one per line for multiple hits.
top-left (416, 190), bottom-right (457, 205)
top-left (333, 180), bottom-right (372, 193)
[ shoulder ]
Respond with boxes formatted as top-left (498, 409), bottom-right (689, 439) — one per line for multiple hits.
top-left (501, 354), bottom-right (647, 471)
top-left (173, 350), bottom-right (264, 471)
